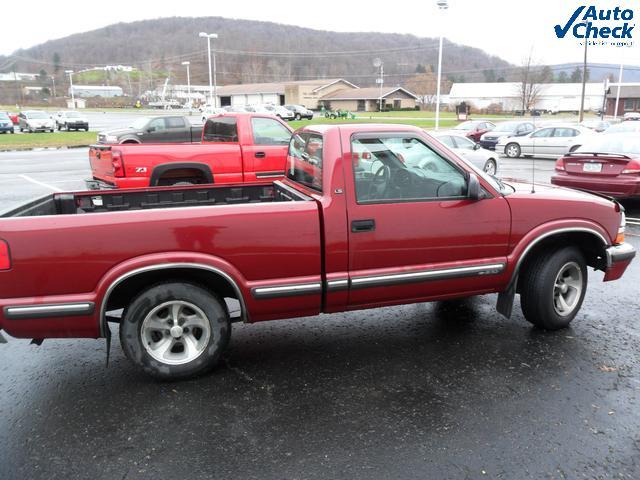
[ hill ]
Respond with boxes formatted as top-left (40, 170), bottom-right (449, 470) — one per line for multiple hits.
top-left (0, 16), bottom-right (512, 90)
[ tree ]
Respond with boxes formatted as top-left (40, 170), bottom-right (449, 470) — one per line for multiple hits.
top-left (405, 71), bottom-right (451, 108)
top-left (415, 64), bottom-right (427, 74)
top-left (38, 69), bottom-right (48, 84)
top-left (53, 53), bottom-right (61, 74)
top-left (483, 69), bottom-right (497, 82)
top-left (570, 67), bottom-right (582, 82)
top-left (556, 71), bottom-right (569, 83)
top-left (516, 52), bottom-right (545, 112)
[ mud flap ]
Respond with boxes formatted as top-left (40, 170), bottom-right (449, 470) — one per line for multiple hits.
top-left (0, 330), bottom-right (7, 344)
top-left (496, 275), bottom-right (517, 319)
top-left (105, 323), bottom-right (112, 367)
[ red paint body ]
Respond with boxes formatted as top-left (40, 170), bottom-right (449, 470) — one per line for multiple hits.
top-left (551, 153), bottom-right (640, 199)
top-left (88, 113), bottom-right (292, 189)
top-left (0, 124), bottom-right (633, 341)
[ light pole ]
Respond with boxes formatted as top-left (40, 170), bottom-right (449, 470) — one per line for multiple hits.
top-left (435, 0), bottom-right (449, 130)
top-left (181, 61), bottom-right (191, 108)
top-left (373, 58), bottom-right (384, 111)
top-left (199, 32), bottom-right (218, 108)
top-left (613, 64), bottom-right (624, 120)
top-left (51, 75), bottom-right (56, 98)
top-left (65, 70), bottom-right (75, 108)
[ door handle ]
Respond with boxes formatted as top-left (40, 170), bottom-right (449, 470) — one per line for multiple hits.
top-left (255, 151), bottom-right (266, 158)
top-left (351, 219), bottom-right (375, 233)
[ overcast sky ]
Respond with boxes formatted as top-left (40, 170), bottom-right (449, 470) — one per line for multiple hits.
top-left (3, 0), bottom-right (638, 67)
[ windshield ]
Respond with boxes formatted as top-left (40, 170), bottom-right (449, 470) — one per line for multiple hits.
top-left (492, 121), bottom-right (521, 132)
top-left (129, 117), bottom-right (150, 129)
top-left (27, 112), bottom-right (49, 119)
top-left (577, 134), bottom-right (640, 155)
top-left (0, 114), bottom-right (9, 121)
top-left (65, 112), bottom-right (81, 118)
top-left (452, 121), bottom-right (477, 131)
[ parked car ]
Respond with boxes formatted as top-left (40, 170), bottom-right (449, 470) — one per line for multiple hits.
top-left (97, 116), bottom-right (202, 145)
top-left (497, 125), bottom-right (594, 158)
top-left (18, 110), bottom-right (55, 133)
top-left (605, 121), bottom-right (640, 135)
top-left (201, 106), bottom-right (227, 123)
top-left (580, 119), bottom-right (610, 132)
top-left (0, 123), bottom-right (634, 380)
top-left (433, 133), bottom-right (498, 175)
top-left (0, 113), bottom-right (14, 134)
top-left (447, 120), bottom-right (496, 143)
top-left (622, 112), bottom-right (640, 121)
top-left (551, 133), bottom-right (640, 198)
top-left (88, 113), bottom-right (293, 189)
top-left (479, 121), bottom-right (535, 150)
top-left (284, 104), bottom-right (314, 120)
top-left (261, 104), bottom-right (295, 121)
top-left (55, 111), bottom-right (89, 131)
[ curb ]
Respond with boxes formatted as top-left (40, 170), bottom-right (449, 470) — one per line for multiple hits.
top-left (0, 145), bottom-right (91, 153)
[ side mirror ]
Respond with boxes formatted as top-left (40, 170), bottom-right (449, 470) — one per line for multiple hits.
top-left (147, 126), bottom-right (156, 133)
top-left (467, 173), bottom-right (481, 200)
top-left (473, 143), bottom-right (481, 150)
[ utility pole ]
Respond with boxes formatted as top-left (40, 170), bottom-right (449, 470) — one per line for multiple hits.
top-left (51, 75), bottom-right (56, 98)
top-left (435, 0), bottom-right (449, 130)
top-left (578, 39), bottom-right (588, 122)
top-left (613, 64), bottom-right (623, 120)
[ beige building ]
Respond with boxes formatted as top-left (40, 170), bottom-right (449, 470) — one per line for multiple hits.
top-left (284, 79), bottom-right (358, 109)
top-left (319, 87), bottom-right (418, 112)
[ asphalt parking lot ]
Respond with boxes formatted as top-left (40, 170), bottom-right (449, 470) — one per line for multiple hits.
top-left (0, 147), bottom-right (639, 479)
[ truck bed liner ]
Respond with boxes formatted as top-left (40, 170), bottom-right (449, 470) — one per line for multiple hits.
top-left (2, 181), bottom-right (311, 218)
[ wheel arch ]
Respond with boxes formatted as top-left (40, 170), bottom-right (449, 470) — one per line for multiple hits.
top-left (149, 162), bottom-right (213, 186)
top-left (119, 137), bottom-right (141, 144)
top-left (100, 263), bottom-right (248, 336)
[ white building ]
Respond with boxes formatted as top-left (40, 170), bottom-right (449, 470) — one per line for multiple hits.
top-left (0, 72), bottom-right (39, 82)
top-left (448, 82), bottom-right (606, 113)
top-left (69, 85), bottom-right (124, 98)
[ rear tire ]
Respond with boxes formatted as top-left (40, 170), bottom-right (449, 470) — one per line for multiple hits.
top-left (119, 282), bottom-right (231, 380)
top-left (295, 113), bottom-right (301, 120)
top-left (520, 246), bottom-right (587, 330)
top-left (483, 159), bottom-right (497, 175)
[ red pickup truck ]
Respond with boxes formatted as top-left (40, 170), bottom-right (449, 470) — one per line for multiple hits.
top-left (0, 124), bottom-right (635, 380)
top-left (87, 113), bottom-right (293, 189)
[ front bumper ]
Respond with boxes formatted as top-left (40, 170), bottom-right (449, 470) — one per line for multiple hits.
top-left (66, 122), bottom-right (89, 129)
top-left (480, 140), bottom-right (498, 151)
top-left (0, 125), bottom-right (13, 132)
top-left (604, 242), bottom-right (636, 281)
top-left (85, 178), bottom-right (118, 190)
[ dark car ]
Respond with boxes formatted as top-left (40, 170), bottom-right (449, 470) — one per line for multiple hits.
top-left (447, 120), bottom-right (495, 142)
top-left (55, 111), bottom-right (89, 131)
top-left (0, 113), bottom-right (14, 134)
top-left (479, 121), bottom-right (535, 150)
top-left (97, 116), bottom-right (202, 144)
top-left (284, 104), bottom-right (313, 120)
top-left (552, 133), bottom-right (640, 199)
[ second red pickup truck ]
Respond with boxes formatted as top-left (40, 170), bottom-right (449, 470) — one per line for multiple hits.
top-left (87, 113), bottom-right (293, 189)
top-left (1, 123), bottom-right (635, 380)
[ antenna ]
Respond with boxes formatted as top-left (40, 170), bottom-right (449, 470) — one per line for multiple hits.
top-left (531, 113), bottom-right (536, 194)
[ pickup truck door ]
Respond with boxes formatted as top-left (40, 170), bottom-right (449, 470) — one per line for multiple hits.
top-left (241, 117), bottom-right (291, 182)
top-left (165, 116), bottom-right (190, 143)
top-left (144, 117), bottom-right (172, 143)
top-left (344, 132), bottom-right (511, 307)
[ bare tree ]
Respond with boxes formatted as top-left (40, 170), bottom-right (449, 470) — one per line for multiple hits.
top-left (516, 52), bottom-right (547, 112)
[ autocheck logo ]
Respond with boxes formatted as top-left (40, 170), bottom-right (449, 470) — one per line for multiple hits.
top-left (554, 5), bottom-right (635, 47)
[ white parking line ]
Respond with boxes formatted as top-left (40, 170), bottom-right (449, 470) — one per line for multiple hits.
top-left (18, 174), bottom-right (64, 192)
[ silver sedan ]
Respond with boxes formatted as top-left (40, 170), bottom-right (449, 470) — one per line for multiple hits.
top-left (432, 133), bottom-right (498, 175)
top-left (496, 125), bottom-right (595, 159)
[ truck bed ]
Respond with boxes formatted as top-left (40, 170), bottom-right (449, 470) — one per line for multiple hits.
top-left (1, 181), bottom-right (310, 218)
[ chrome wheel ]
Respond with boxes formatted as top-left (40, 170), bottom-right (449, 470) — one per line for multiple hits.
top-left (506, 143), bottom-right (520, 158)
top-left (141, 300), bottom-right (211, 365)
top-left (552, 262), bottom-right (583, 317)
top-left (484, 159), bottom-right (497, 175)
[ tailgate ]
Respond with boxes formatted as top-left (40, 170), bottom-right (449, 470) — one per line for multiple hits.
top-left (562, 154), bottom-right (631, 177)
top-left (89, 144), bottom-right (115, 181)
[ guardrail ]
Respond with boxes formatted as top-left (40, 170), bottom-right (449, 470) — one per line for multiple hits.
top-left (628, 217), bottom-right (640, 227)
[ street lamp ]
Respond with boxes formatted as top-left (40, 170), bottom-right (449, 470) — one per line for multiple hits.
top-left (181, 61), bottom-right (191, 109)
top-left (50, 75), bottom-right (56, 98)
top-left (435, 0), bottom-right (449, 130)
top-left (373, 58), bottom-right (384, 112)
top-left (65, 70), bottom-right (75, 108)
top-left (199, 32), bottom-right (219, 107)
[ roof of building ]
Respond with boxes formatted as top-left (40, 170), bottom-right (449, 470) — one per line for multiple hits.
top-left (192, 78), bottom-right (357, 96)
top-left (71, 85), bottom-right (123, 90)
top-left (606, 84), bottom-right (640, 98)
top-left (321, 86), bottom-right (418, 100)
top-left (449, 82), bottom-right (605, 98)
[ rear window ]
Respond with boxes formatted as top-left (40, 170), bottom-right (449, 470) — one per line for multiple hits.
top-left (203, 117), bottom-right (238, 142)
top-left (286, 132), bottom-right (323, 192)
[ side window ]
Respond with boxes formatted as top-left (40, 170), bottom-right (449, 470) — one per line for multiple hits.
top-left (286, 133), bottom-right (323, 191)
top-left (531, 128), bottom-right (553, 138)
top-left (351, 135), bottom-right (467, 203)
top-left (166, 117), bottom-right (185, 129)
top-left (553, 128), bottom-right (577, 137)
top-left (251, 117), bottom-right (291, 145)
top-left (148, 118), bottom-right (166, 132)
top-left (452, 136), bottom-right (475, 150)
top-left (438, 135), bottom-right (456, 149)
top-left (203, 117), bottom-right (238, 142)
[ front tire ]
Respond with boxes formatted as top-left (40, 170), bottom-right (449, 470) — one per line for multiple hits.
top-left (505, 142), bottom-right (521, 158)
top-left (483, 159), bottom-right (497, 175)
top-left (119, 282), bottom-right (231, 380)
top-left (520, 246), bottom-right (587, 330)
top-left (295, 113), bottom-right (302, 120)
